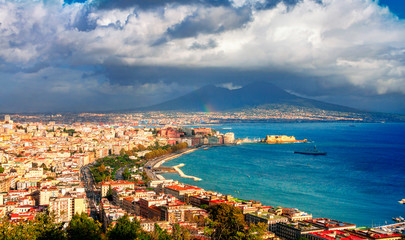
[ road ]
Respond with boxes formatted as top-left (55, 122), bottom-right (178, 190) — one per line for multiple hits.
top-left (80, 164), bottom-right (100, 220)
top-left (115, 167), bottom-right (124, 180)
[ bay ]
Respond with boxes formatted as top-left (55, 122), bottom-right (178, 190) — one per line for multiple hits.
top-left (162, 122), bottom-right (405, 227)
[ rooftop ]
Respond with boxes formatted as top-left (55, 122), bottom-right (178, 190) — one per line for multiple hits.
top-left (305, 218), bottom-right (356, 229)
top-left (308, 230), bottom-right (366, 240)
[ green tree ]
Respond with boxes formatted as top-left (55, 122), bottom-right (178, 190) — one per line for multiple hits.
top-left (207, 203), bottom-right (247, 240)
top-left (149, 224), bottom-right (172, 240)
top-left (107, 215), bottom-right (143, 240)
top-left (171, 224), bottom-right (191, 240)
top-left (245, 222), bottom-right (267, 240)
top-left (33, 212), bottom-right (66, 240)
top-left (0, 212), bottom-right (65, 240)
top-left (98, 164), bottom-right (106, 173)
top-left (122, 167), bottom-right (131, 180)
top-left (120, 148), bottom-right (126, 156)
top-left (0, 165), bottom-right (4, 173)
top-left (67, 213), bottom-right (102, 240)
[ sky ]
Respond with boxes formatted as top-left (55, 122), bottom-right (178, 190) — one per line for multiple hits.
top-left (1, 0), bottom-right (405, 113)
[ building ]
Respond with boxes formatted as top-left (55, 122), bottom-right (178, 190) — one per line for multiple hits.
top-left (304, 218), bottom-right (356, 231)
top-left (263, 135), bottom-right (305, 143)
top-left (345, 229), bottom-right (403, 240)
top-left (276, 221), bottom-right (324, 240)
top-left (305, 230), bottom-right (366, 240)
top-left (157, 128), bottom-right (183, 138)
top-left (164, 184), bottom-right (204, 202)
top-left (48, 196), bottom-right (73, 223)
top-left (0, 177), bottom-right (13, 192)
top-left (101, 181), bottom-right (135, 197)
top-left (72, 194), bottom-right (87, 215)
top-left (245, 209), bottom-right (289, 232)
top-left (160, 201), bottom-right (192, 223)
top-left (223, 132), bottom-right (235, 144)
top-left (39, 187), bottom-right (59, 205)
top-left (282, 208), bottom-right (312, 222)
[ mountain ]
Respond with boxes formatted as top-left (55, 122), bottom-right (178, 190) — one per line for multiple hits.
top-left (139, 82), bottom-right (359, 112)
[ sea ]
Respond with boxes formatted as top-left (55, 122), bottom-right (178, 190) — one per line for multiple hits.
top-left (161, 122), bottom-right (405, 227)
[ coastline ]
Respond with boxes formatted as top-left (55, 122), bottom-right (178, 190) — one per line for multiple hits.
top-left (147, 147), bottom-right (202, 180)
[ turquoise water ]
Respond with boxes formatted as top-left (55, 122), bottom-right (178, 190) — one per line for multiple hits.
top-left (162, 123), bottom-right (405, 227)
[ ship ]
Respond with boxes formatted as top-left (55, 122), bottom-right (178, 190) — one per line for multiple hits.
top-left (294, 146), bottom-right (327, 155)
top-left (392, 216), bottom-right (405, 222)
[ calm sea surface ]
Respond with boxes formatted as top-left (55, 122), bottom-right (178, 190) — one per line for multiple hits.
top-left (162, 123), bottom-right (405, 227)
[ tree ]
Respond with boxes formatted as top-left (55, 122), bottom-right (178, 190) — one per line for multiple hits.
top-left (33, 212), bottom-right (66, 240)
top-left (67, 213), bottom-right (102, 240)
top-left (98, 164), bottom-right (106, 173)
top-left (245, 222), bottom-right (267, 240)
top-left (207, 203), bottom-right (247, 240)
top-left (122, 167), bottom-right (130, 180)
top-left (0, 212), bottom-right (65, 240)
top-left (148, 224), bottom-right (172, 240)
top-left (120, 148), bottom-right (126, 156)
top-left (136, 144), bottom-right (146, 151)
top-left (0, 165), bottom-right (4, 173)
top-left (107, 215), bottom-right (143, 240)
top-left (171, 224), bottom-right (191, 240)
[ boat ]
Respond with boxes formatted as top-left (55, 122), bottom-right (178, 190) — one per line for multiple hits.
top-left (392, 217), bottom-right (405, 222)
top-left (294, 146), bottom-right (327, 155)
top-left (398, 199), bottom-right (405, 204)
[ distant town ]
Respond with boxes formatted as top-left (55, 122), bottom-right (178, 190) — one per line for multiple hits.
top-left (0, 114), bottom-right (404, 239)
top-left (2, 105), bottom-right (404, 126)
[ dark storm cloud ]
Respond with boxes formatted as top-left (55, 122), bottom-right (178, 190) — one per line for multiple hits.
top-left (166, 6), bottom-right (252, 38)
top-left (189, 39), bottom-right (218, 50)
top-left (91, 0), bottom-right (232, 10)
top-left (253, 0), bottom-right (302, 9)
top-left (70, 6), bottom-right (98, 32)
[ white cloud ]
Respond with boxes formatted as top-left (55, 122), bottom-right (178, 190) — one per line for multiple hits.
top-left (217, 82), bottom-right (242, 90)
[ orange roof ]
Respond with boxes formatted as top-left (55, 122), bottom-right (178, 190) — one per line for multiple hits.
top-left (166, 185), bottom-right (201, 191)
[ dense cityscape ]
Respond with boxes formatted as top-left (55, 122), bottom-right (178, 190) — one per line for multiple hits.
top-left (0, 114), bottom-right (403, 240)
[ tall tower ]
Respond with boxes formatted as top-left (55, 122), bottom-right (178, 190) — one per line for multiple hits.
top-left (4, 115), bottom-right (10, 122)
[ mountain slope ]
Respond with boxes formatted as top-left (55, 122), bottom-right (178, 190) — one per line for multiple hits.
top-left (139, 82), bottom-right (358, 112)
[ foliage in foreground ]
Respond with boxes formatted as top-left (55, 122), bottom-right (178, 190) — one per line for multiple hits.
top-left (0, 203), bottom-right (267, 240)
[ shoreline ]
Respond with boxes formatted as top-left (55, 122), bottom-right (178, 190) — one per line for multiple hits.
top-left (148, 147), bottom-right (202, 180)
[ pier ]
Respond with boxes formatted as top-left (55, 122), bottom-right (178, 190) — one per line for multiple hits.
top-left (172, 164), bottom-right (201, 181)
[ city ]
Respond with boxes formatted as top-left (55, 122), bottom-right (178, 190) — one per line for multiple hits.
top-left (0, 114), bottom-right (403, 239)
